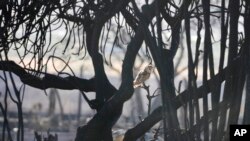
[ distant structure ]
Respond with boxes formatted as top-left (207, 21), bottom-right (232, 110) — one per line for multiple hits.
top-left (133, 64), bottom-right (154, 88)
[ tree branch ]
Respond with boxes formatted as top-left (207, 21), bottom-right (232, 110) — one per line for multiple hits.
top-left (0, 61), bottom-right (95, 92)
top-left (124, 107), bottom-right (162, 141)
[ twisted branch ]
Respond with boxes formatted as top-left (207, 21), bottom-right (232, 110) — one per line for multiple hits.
top-left (0, 61), bottom-right (95, 92)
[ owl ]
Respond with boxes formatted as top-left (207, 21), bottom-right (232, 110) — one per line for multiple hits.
top-left (133, 64), bottom-right (154, 88)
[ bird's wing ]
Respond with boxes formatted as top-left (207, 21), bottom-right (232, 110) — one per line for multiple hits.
top-left (133, 70), bottom-right (151, 87)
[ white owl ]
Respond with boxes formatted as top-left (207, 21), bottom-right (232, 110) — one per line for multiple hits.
top-left (133, 64), bottom-right (154, 88)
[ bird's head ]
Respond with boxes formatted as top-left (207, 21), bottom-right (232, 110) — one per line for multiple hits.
top-left (145, 64), bottom-right (154, 73)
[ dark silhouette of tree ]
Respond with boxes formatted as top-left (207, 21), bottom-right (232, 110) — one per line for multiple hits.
top-left (1, 0), bottom-right (250, 141)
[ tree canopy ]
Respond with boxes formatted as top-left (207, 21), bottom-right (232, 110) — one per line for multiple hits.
top-left (1, 0), bottom-right (250, 141)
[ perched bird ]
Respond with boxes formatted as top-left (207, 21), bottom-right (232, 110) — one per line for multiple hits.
top-left (133, 64), bottom-right (154, 88)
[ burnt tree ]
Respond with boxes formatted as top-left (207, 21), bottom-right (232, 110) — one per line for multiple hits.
top-left (1, 0), bottom-right (250, 141)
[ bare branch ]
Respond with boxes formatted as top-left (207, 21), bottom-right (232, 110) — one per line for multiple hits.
top-left (0, 61), bottom-right (95, 92)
